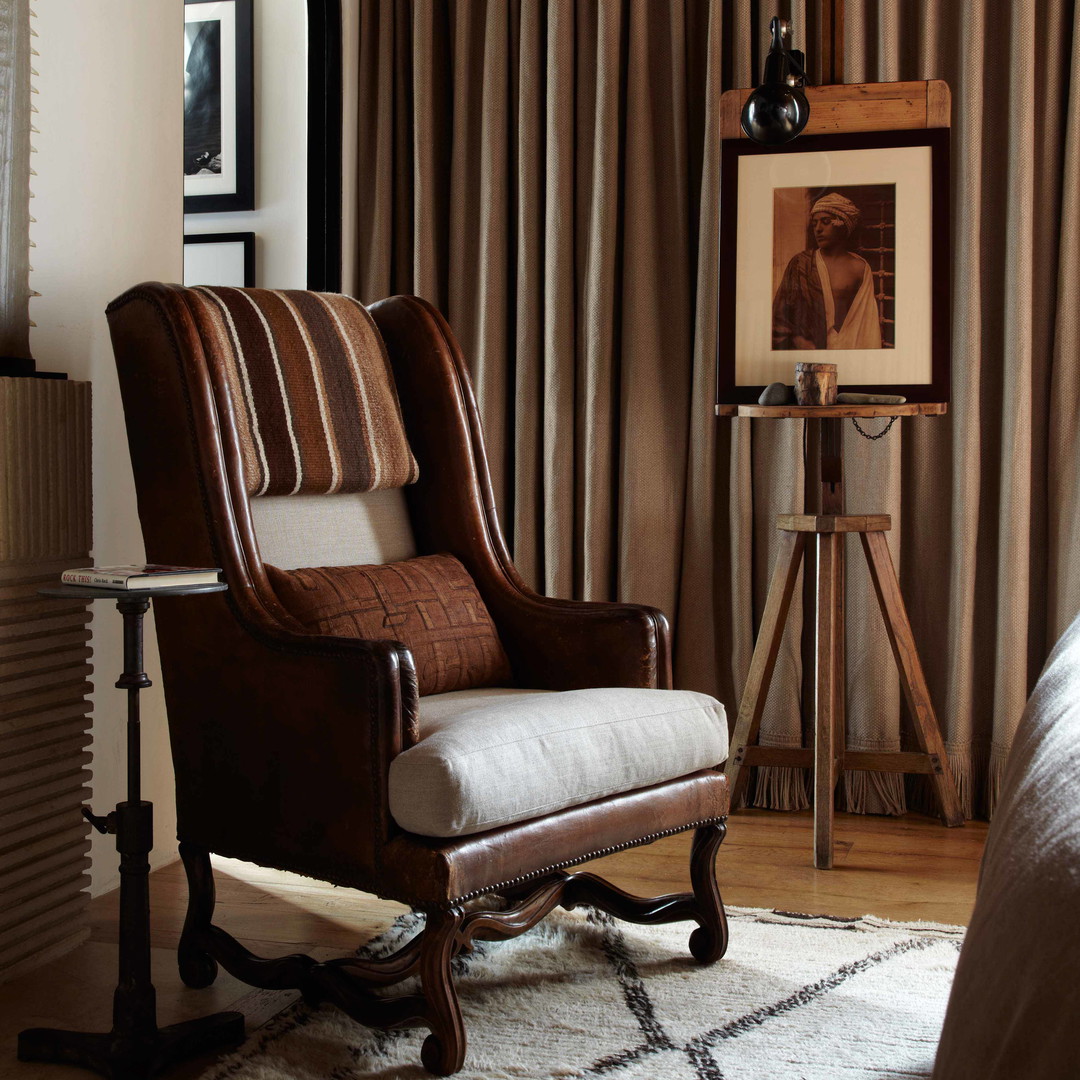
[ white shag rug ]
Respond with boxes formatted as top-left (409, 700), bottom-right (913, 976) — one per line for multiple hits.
top-left (198, 906), bottom-right (963, 1080)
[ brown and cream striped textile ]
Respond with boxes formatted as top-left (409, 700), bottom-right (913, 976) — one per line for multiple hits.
top-left (186, 287), bottom-right (418, 497)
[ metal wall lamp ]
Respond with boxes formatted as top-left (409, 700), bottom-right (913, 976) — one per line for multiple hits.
top-left (740, 16), bottom-right (810, 145)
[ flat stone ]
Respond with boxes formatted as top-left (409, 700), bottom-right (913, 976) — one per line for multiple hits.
top-left (836, 392), bottom-right (907, 405)
top-left (759, 382), bottom-right (796, 405)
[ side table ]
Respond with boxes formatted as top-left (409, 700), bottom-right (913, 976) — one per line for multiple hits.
top-left (17, 583), bottom-right (244, 1079)
top-left (716, 403), bottom-right (964, 868)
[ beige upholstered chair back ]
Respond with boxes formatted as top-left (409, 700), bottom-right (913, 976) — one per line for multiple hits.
top-left (249, 490), bottom-right (417, 569)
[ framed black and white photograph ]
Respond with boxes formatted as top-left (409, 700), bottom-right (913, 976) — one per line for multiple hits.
top-left (184, 0), bottom-right (254, 214)
top-left (718, 128), bottom-right (950, 403)
top-left (183, 232), bottom-right (256, 287)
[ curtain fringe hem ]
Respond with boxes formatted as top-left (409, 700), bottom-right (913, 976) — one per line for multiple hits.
top-left (749, 765), bottom-right (811, 811)
top-left (840, 769), bottom-right (907, 816)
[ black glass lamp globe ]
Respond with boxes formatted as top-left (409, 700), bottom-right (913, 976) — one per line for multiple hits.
top-left (740, 82), bottom-right (810, 144)
top-left (740, 17), bottom-right (810, 146)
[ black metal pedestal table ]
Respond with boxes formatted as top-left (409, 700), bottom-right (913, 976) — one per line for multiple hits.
top-left (18, 582), bottom-right (244, 1080)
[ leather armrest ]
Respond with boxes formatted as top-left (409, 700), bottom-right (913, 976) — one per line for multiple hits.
top-left (154, 594), bottom-right (418, 884)
top-left (483, 585), bottom-right (672, 691)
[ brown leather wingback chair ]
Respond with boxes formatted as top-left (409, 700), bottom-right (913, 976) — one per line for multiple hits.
top-left (106, 284), bottom-right (730, 1076)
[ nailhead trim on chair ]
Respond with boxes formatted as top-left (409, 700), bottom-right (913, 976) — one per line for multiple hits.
top-left (447, 815), bottom-right (728, 904)
top-left (173, 814), bottom-right (729, 910)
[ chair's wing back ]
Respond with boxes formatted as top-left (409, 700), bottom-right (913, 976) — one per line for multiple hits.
top-left (107, 283), bottom-right (424, 621)
top-left (370, 295), bottom-right (670, 691)
top-left (105, 283), bottom-right (418, 883)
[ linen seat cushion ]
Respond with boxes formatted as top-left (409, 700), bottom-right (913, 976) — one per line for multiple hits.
top-left (388, 687), bottom-right (728, 837)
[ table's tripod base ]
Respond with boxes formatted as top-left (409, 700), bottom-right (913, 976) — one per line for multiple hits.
top-left (18, 1011), bottom-right (245, 1080)
top-left (727, 513), bottom-right (965, 869)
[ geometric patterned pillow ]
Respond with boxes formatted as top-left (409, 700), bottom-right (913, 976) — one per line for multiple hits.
top-left (265, 554), bottom-right (512, 697)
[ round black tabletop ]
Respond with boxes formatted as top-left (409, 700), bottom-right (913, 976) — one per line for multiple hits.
top-left (39, 582), bottom-right (228, 601)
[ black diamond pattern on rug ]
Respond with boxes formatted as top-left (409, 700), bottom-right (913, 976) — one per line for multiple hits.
top-left (576, 908), bottom-right (955, 1079)
top-left (197, 905), bottom-right (963, 1080)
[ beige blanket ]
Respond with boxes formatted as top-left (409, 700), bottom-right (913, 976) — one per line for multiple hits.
top-left (933, 611), bottom-right (1080, 1078)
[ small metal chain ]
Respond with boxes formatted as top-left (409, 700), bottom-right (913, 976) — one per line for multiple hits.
top-left (851, 415), bottom-right (898, 441)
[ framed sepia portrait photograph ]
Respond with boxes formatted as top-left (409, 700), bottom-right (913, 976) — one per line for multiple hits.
top-left (184, 0), bottom-right (254, 214)
top-left (717, 128), bottom-right (950, 404)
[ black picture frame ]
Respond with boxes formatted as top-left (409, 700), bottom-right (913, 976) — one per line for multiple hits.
top-left (306, 0), bottom-right (342, 291)
top-left (184, 0), bottom-right (255, 214)
top-left (183, 232), bottom-right (256, 287)
top-left (717, 127), bottom-right (951, 405)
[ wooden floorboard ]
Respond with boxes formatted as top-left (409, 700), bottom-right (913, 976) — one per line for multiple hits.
top-left (0, 808), bottom-right (987, 1079)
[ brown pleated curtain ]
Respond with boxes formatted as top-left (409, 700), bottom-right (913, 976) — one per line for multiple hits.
top-left (346, 0), bottom-right (1080, 818)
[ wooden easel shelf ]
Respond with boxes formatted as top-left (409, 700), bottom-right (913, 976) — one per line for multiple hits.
top-left (715, 403), bottom-right (947, 418)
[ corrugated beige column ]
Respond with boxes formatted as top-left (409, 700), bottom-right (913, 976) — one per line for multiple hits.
top-left (0, 376), bottom-right (93, 984)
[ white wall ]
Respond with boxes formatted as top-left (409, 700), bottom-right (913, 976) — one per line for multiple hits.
top-left (183, 0), bottom-right (307, 289)
top-left (31, 3), bottom-right (183, 895)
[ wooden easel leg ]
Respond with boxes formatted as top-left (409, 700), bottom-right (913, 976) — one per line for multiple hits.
top-left (834, 532), bottom-right (846, 797)
top-left (860, 531), bottom-right (964, 827)
top-left (814, 532), bottom-right (842, 868)
top-left (727, 529), bottom-right (807, 808)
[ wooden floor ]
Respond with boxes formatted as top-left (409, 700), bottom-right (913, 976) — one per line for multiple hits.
top-left (0, 809), bottom-right (987, 1079)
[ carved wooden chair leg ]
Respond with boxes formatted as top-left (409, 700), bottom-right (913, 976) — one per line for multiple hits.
top-left (178, 842), bottom-right (219, 989)
top-left (688, 821), bottom-right (729, 963)
top-left (419, 906), bottom-right (467, 1076)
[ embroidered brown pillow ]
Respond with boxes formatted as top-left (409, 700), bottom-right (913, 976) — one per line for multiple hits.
top-left (265, 554), bottom-right (512, 697)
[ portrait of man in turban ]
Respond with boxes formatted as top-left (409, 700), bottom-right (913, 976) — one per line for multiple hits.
top-left (772, 187), bottom-right (890, 351)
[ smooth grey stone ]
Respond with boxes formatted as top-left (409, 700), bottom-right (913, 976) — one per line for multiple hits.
top-left (836, 392), bottom-right (907, 405)
top-left (759, 382), bottom-right (796, 405)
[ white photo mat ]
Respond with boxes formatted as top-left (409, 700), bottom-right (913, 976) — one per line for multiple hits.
top-left (183, 233), bottom-right (254, 287)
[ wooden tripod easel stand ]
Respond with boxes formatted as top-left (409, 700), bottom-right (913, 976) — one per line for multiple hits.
top-left (717, 76), bottom-right (960, 866)
top-left (718, 403), bottom-right (964, 868)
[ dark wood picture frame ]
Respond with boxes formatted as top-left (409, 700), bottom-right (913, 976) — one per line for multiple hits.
top-left (184, 0), bottom-right (255, 214)
top-left (183, 232), bottom-right (256, 287)
top-left (717, 127), bottom-right (950, 405)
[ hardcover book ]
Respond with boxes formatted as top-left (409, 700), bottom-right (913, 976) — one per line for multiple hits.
top-left (60, 565), bottom-right (222, 590)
